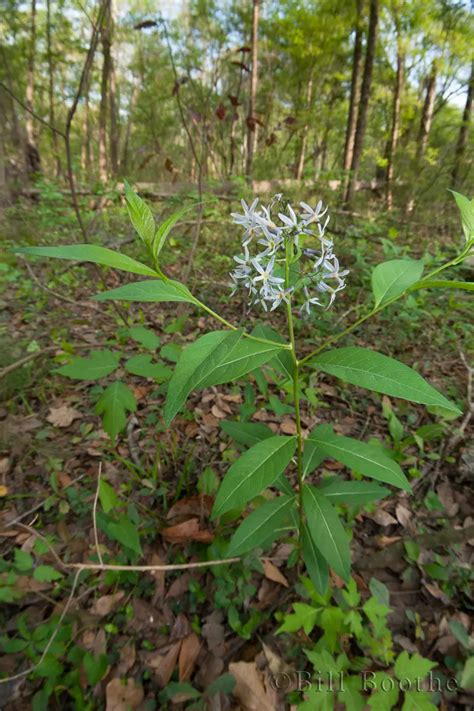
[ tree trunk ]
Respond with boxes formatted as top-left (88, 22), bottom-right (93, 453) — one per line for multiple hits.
top-left (245, 0), bottom-right (260, 180)
top-left (416, 61), bottom-right (437, 161)
top-left (46, 0), bottom-right (61, 178)
top-left (385, 26), bottom-right (404, 211)
top-left (120, 85), bottom-right (137, 175)
top-left (345, 0), bottom-right (378, 204)
top-left (25, 0), bottom-right (41, 177)
top-left (81, 78), bottom-right (92, 176)
top-left (294, 72), bottom-right (313, 180)
top-left (99, 0), bottom-right (111, 183)
top-left (343, 0), bottom-right (364, 173)
top-left (451, 60), bottom-right (473, 188)
top-left (109, 0), bottom-right (119, 177)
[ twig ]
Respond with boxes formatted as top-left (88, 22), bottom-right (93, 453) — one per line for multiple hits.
top-left (126, 416), bottom-right (143, 468)
top-left (3, 473), bottom-right (87, 527)
top-left (93, 464), bottom-right (103, 566)
top-left (0, 346), bottom-right (56, 381)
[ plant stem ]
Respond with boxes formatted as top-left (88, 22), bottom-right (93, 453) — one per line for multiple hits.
top-left (285, 249), bottom-right (304, 540)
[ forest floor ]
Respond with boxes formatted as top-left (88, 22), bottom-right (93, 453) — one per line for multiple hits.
top-left (0, 187), bottom-right (473, 710)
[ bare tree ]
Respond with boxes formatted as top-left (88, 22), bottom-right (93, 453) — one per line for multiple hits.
top-left (99, 0), bottom-right (112, 183)
top-left (46, 0), bottom-right (61, 178)
top-left (342, 0), bottom-right (364, 174)
top-left (25, 0), bottom-right (41, 176)
top-left (416, 60), bottom-right (437, 161)
top-left (294, 71), bottom-right (313, 180)
top-left (245, 0), bottom-right (260, 180)
top-left (109, 0), bottom-right (119, 177)
top-left (385, 16), bottom-right (404, 210)
top-left (451, 60), bottom-right (473, 188)
top-left (345, 0), bottom-right (378, 204)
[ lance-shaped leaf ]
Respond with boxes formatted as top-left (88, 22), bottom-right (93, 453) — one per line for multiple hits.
top-left (211, 436), bottom-right (297, 519)
top-left (411, 280), bottom-right (474, 292)
top-left (124, 180), bottom-right (156, 248)
top-left (302, 484), bottom-right (351, 581)
top-left (14, 245), bottom-right (158, 277)
top-left (450, 190), bottom-right (474, 243)
top-left (164, 330), bottom-right (243, 425)
top-left (251, 324), bottom-right (294, 379)
top-left (95, 381), bottom-right (137, 440)
top-left (308, 425), bottom-right (411, 491)
top-left (371, 259), bottom-right (424, 307)
top-left (55, 350), bottom-right (120, 380)
top-left (303, 423), bottom-right (333, 476)
top-left (220, 420), bottom-right (273, 448)
top-left (200, 338), bottom-right (286, 387)
top-left (153, 205), bottom-right (193, 260)
top-left (312, 347), bottom-right (461, 416)
top-left (93, 279), bottom-right (199, 305)
top-left (124, 354), bottom-right (172, 382)
top-left (317, 477), bottom-right (390, 505)
top-left (227, 495), bottom-right (296, 556)
top-left (302, 522), bottom-right (329, 595)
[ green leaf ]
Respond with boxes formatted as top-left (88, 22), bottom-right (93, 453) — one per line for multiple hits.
top-left (302, 522), bottom-right (329, 595)
top-left (227, 495), bottom-right (296, 556)
top-left (367, 672), bottom-right (399, 711)
top-left (220, 420), bottom-right (273, 448)
top-left (309, 426), bottom-right (411, 491)
top-left (303, 423), bottom-right (333, 476)
top-left (83, 652), bottom-right (108, 686)
top-left (124, 180), bottom-right (156, 248)
top-left (277, 602), bottom-right (319, 635)
top-left (55, 350), bottom-right (120, 381)
top-left (338, 675), bottom-right (365, 711)
top-left (312, 347), bottom-right (461, 416)
top-left (33, 565), bottom-right (63, 583)
top-left (252, 324), bottom-right (294, 379)
top-left (0, 636), bottom-right (29, 653)
top-left (107, 516), bottom-right (142, 555)
top-left (394, 651), bottom-right (436, 684)
top-left (164, 330), bottom-right (243, 425)
top-left (14, 244), bottom-right (158, 277)
top-left (302, 484), bottom-right (351, 581)
top-left (128, 326), bottom-right (160, 350)
top-left (450, 190), bottom-right (474, 243)
top-left (95, 381), bottom-right (137, 439)
top-left (153, 205), bottom-right (193, 260)
top-left (160, 681), bottom-right (201, 702)
top-left (124, 354), bottom-right (172, 381)
top-left (211, 436), bottom-right (297, 519)
top-left (200, 338), bottom-right (286, 387)
top-left (318, 477), bottom-right (390, 505)
top-left (99, 479), bottom-right (121, 513)
top-left (206, 672), bottom-right (236, 696)
top-left (401, 691), bottom-right (438, 711)
top-left (460, 657), bottom-right (474, 690)
top-left (14, 549), bottom-right (34, 571)
top-left (411, 279), bottom-right (474, 292)
top-left (372, 259), bottom-right (424, 307)
top-left (93, 279), bottom-right (198, 305)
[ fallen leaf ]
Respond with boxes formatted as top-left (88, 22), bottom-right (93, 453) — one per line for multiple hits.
top-left (228, 661), bottom-right (275, 711)
top-left (0, 486), bottom-right (8, 497)
top-left (147, 641), bottom-right (181, 687)
top-left (105, 678), bottom-right (144, 711)
top-left (90, 591), bottom-right (125, 617)
top-left (437, 483), bottom-right (459, 517)
top-left (423, 581), bottom-right (450, 604)
top-left (0, 457), bottom-right (10, 476)
top-left (166, 495), bottom-right (213, 523)
top-left (211, 404), bottom-right (227, 419)
top-left (376, 535), bottom-right (402, 548)
top-left (46, 405), bottom-right (82, 428)
top-left (166, 573), bottom-right (190, 598)
top-left (179, 633), bottom-right (201, 681)
top-left (161, 518), bottom-right (213, 544)
top-left (280, 419), bottom-right (297, 435)
top-left (262, 642), bottom-right (294, 677)
top-left (368, 510), bottom-right (398, 527)
top-left (263, 560), bottom-right (289, 587)
top-left (395, 504), bottom-right (412, 527)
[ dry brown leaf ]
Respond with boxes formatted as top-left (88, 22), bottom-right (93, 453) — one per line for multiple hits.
top-left (105, 678), bottom-right (144, 711)
top-left (201, 413), bottom-right (219, 427)
top-left (262, 642), bottom-right (294, 677)
top-left (437, 483), bottom-right (459, 517)
top-left (228, 661), bottom-right (275, 711)
top-left (179, 633), bottom-right (201, 681)
top-left (369, 510), bottom-right (398, 527)
top-left (280, 419), bottom-right (297, 435)
top-left (211, 404), bottom-right (227, 419)
top-left (90, 591), bottom-right (125, 617)
top-left (263, 560), bottom-right (289, 587)
top-left (395, 504), bottom-right (412, 528)
top-left (46, 405), bottom-right (82, 428)
top-left (166, 495), bottom-right (213, 522)
top-left (166, 573), bottom-right (190, 599)
top-left (0, 485), bottom-right (8, 497)
top-left (423, 581), bottom-right (450, 604)
top-left (161, 518), bottom-right (213, 544)
top-left (0, 457), bottom-right (10, 476)
top-left (148, 641), bottom-right (181, 687)
top-left (376, 535), bottom-right (402, 548)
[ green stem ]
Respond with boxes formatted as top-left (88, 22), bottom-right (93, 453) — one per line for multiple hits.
top-left (285, 248), bottom-right (304, 541)
top-left (299, 250), bottom-right (470, 367)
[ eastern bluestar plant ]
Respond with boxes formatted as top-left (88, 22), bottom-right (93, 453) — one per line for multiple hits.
top-left (14, 185), bottom-right (473, 592)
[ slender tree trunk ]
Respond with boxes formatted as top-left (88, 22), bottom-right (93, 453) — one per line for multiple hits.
top-left (25, 0), bottom-right (41, 177)
top-left (99, 0), bottom-right (111, 183)
top-left (416, 61), bottom-right (437, 161)
top-left (109, 0), bottom-right (119, 177)
top-left (245, 0), bottom-right (260, 180)
top-left (345, 0), bottom-right (378, 204)
top-left (81, 78), bottom-right (92, 176)
top-left (385, 27), bottom-right (404, 211)
top-left (451, 60), bottom-right (473, 188)
top-left (46, 0), bottom-right (61, 178)
top-left (343, 0), bottom-right (364, 173)
top-left (294, 72), bottom-right (313, 180)
top-left (120, 85), bottom-right (137, 175)
top-left (0, 94), bottom-right (6, 206)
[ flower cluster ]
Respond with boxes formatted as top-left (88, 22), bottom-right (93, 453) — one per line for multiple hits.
top-left (230, 195), bottom-right (348, 314)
